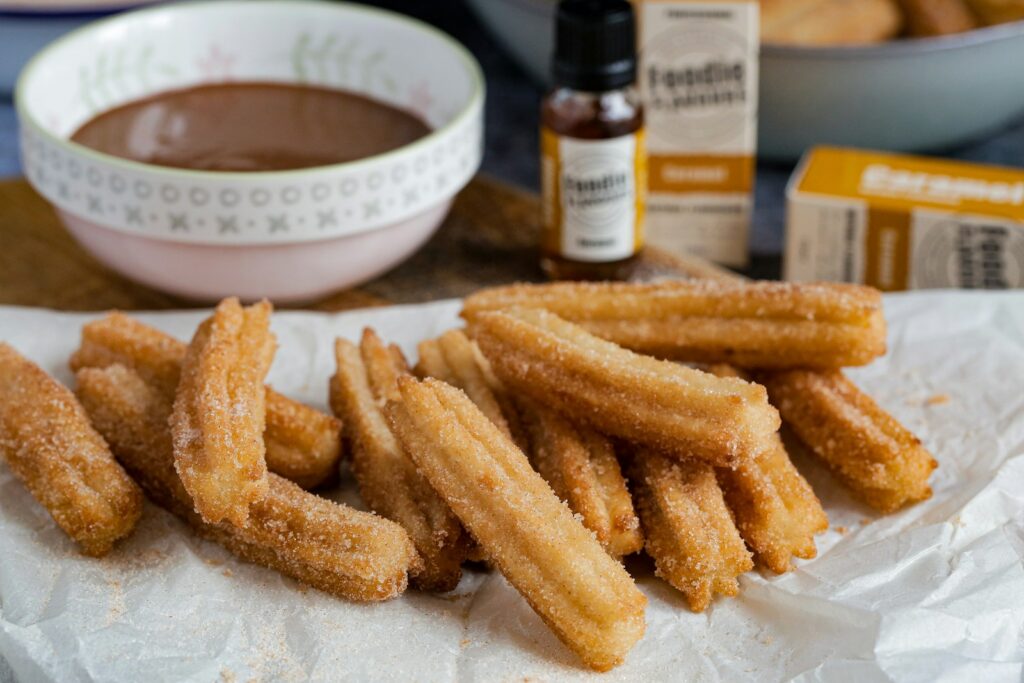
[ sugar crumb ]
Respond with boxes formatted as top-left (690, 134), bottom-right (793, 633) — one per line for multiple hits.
top-left (925, 393), bottom-right (950, 406)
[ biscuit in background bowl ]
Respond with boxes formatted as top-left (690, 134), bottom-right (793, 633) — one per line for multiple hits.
top-left (760, 0), bottom-right (904, 45)
top-left (896, 0), bottom-right (979, 37)
top-left (966, 0), bottom-right (1024, 23)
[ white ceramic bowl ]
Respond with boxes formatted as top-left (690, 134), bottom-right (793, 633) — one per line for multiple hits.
top-left (17, 0), bottom-right (484, 302)
top-left (465, 0), bottom-right (1024, 161)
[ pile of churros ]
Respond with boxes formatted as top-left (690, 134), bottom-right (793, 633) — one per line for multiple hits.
top-left (0, 279), bottom-right (937, 671)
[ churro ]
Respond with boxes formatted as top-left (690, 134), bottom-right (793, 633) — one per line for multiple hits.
top-left (897, 0), bottom-right (978, 36)
top-left (718, 439), bottom-right (827, 573)
top-left (414, 336), bottom-right (454, 384)
top-left (415, 329), bottom-right (526, 449)
top-left (170, 298), bottom-right (275, 527)
top-left (470, 307), bottom-right (779, 468)
top-left (964, 0), bottom-right (1024, 24)
top-left (516, 397), bottom-right (643, 558)
top-left (387, 377), bottom-right (646, 672)
top-left (706, 365), bottom-right (827, 572)
top-left (414, 330), bottom-right (521, 563)
top-left (0, 343), bottom-right (142, 556)
top-left (262, 391), bottom-right (342, 489)
top-left (462, 280), bottom-right (886, 368)
top-left (70, 312), bottom-right (341, 489)
top-left (330, 330), bottom-right (469, 591)
top-left (760, 369), bottom-right (937, 513)
top-left (761, 0), bottom-right (903, 45)
top-left (627, 448), bottom-right (753, 612)
top-left (76, 364), bottom-right (418, 601)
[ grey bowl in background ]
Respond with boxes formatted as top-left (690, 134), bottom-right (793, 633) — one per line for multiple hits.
top-left (760, 22), bottom-right (1024, 160)
top-left (465, 0), bottom-right (1024, 161)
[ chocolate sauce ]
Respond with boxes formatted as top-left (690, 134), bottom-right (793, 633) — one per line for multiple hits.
top-left (71, 82), bottom-right (431, 172)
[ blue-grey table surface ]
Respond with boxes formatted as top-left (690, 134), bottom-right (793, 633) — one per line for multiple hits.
top-left (3, 0), bottom-right (1024, 279)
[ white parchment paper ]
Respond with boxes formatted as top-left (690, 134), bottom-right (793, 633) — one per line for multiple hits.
top-left (0, 292), bottom-right (1022, 683)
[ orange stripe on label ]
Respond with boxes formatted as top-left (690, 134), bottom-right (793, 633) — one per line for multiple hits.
top-left (648, 155), bottom-right (754, 193)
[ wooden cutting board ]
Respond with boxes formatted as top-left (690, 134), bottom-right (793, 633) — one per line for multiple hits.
top-left (0, 175), bottom-right (736, 311)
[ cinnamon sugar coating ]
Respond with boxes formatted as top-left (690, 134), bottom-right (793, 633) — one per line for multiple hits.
top-left (70, 311), bottom-right (342, 489)
top-left (470, 307), bottom-right (780, 468)
top-left (77, 364), bottom-right (418, 601)
top-left (330, 330), bottom-right (469, 591)
top-left (387, 377), bottom-right (647, 672)
top-left (761, 369), bottom-right (937, 513)
top-left (170, 298), bottom-right (275, 527)
top-left (0, 342), bottom-right (142, 556)
top-left (463, 280), bottom-right (886, 368)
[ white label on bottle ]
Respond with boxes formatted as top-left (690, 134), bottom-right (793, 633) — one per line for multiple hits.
top-left (558, 134), bottom-right (640, 263)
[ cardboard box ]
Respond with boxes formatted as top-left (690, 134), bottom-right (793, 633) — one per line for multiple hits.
top-left (785, 147), bottom-right (1024, 290)
top-left (637, 0), bottom-right (759, 267)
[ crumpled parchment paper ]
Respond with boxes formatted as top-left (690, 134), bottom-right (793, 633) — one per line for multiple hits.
top-left (0, 292), bottom-right (1022, 683)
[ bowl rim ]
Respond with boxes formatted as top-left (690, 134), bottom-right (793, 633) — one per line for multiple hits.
top-left (762, 18), bottom-right (1024, 60)
top-left (15, 0), bottom-right (486, 183)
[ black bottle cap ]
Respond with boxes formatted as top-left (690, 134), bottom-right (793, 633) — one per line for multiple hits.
top-left (552, 0), bottom-right (637, 91)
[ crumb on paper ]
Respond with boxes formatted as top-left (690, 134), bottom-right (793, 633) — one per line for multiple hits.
top-left (835, 526), bottom-right (848, 535)
top-left (925, 393), bottom-right (951, 406)
top-left (860, 518), bottom-right (872, 526)
top-left (105, 577), bottom-right (126, 624)
top-left (123, 548), bottom-right (170, 570)
top-left (204, 557), bottom-right (224, 567)
top-left (460, 638), bottom-right (470, 648)
top-left (221, 568), bottom-right (233, 578)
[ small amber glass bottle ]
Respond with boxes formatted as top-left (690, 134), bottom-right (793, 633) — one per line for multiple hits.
top-left (540, 0), bottom-right (645, 281)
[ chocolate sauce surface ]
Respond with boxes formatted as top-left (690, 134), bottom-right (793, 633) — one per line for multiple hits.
top-left (71, 82), bottom-right (431, 172)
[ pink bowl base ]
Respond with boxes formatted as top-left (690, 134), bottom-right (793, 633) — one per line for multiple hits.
top-left (57, 200), bottom-right (452, 304)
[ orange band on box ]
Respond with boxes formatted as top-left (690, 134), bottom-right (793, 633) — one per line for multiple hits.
top-left (648, 154), bottom-right (754, 194)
